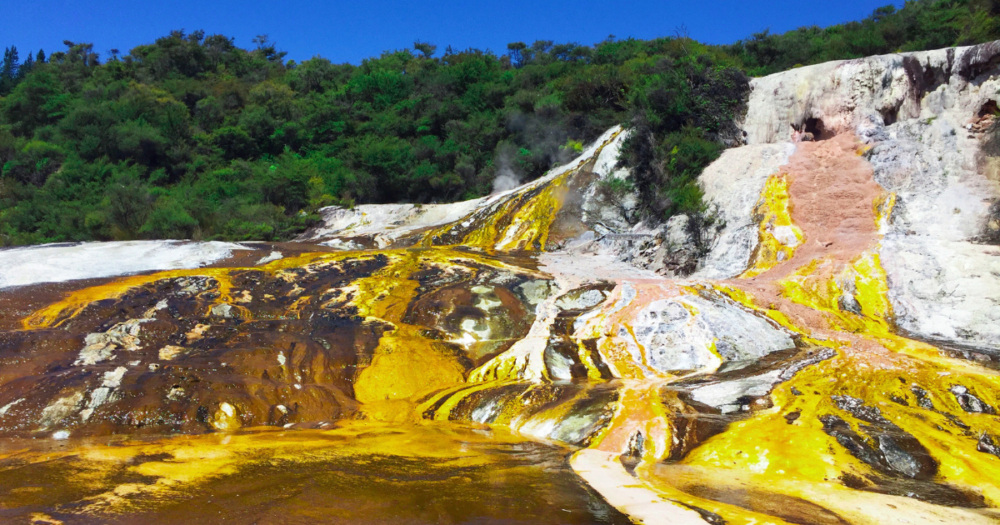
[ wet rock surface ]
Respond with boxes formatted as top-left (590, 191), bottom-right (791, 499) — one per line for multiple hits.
top-left (0, 251), bottom-right (546, 438)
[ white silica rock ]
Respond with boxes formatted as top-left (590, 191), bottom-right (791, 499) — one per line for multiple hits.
top-left (255, 251), bottom-right (283, 265)
top-left (742, 42), bottom-right (1000, 145)
top-left (0, 240), bottom-right (247, 289)
top-left (694, 143), bottom-right (795, 279)
top-left (303, 202), bottom-right (484, 244)
top-left (631, 292), bottom-right (796, 374)
top-left (864, 114), bottom-right (1000, 350)
top-left (882, 237), bottom-right (1000, 347)
top-left (580, 130), bottom-right (637, 233)
top-left (699, 40), bottom-right (1000, 351)
top-left (302, 126), bottom-right (626, 247)
top-left (591, 127), bottom-right (630, 180)
top-left (689, 370), bottom-right (785, 414)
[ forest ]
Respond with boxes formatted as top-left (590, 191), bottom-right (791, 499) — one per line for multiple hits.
top-left (1, 0), bottom-right (999, 245)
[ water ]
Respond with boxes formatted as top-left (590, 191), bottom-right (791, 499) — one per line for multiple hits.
top-left (0, 421), bottom-right (630, 524)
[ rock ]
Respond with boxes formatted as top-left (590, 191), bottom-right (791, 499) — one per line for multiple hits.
top-left (838, 293), bottom-right (863, 315)
top-left (619, 430), bottom-right (645, 472)
top-left (210, 303), bottom-right (235, 318)
top-left (877, 434), bottom-right (924, 479)
top-left (75, 319), bottom-right (149, 365)
top-left (38, 392), bottom-right (84, 430)
top-left (689, 370), bottom-right (784, 413)
top-left (517, 280), bottom-right (553, 305)
top-left (665, 215), bottom-right (692, 247)
top-left (555, 289), bottom-right (607, 311)
top-left (950, 385), bottom-right (996, 414)
top-left (694, 143), bottom-right (796, 279)
top-left (631, 291), bottom-right (795, 373)
top-left (255, 251), bottom-right (283, 265)
top-left (211, 402), bottom-right (241, 431)
top-left (820, 412), bottom-right (937, 481)
top-left (911, 386), bottom-right (936, 410)
top-left (977, 433), bottom-right (1000, 457)
top-left (158, 345), bottom-right (187, 361)
top-left (833, 395), bottom-right (891, 424)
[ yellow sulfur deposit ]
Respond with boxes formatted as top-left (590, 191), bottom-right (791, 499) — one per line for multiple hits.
top-left (740, 173), bottom-right (803, 278)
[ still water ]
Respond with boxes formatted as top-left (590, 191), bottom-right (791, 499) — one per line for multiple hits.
top-left (0, 421), bottom-right (630, 524)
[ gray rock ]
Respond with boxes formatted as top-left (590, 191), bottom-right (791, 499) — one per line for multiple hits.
top-left (211, 303), bottom-right (235, 318)
top-left (977, 434), bottom-right (1000, 457)
top-left (633, 291), bottom-right (795, 373)
top-left (950, 385), bottom-right (996, 414)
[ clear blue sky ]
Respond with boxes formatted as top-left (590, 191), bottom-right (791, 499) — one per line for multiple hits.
top-left (2, 0), bottom-right (899, 64)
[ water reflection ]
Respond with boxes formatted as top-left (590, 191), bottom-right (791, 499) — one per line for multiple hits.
top-left (0, 421), bottom-right (630, 524)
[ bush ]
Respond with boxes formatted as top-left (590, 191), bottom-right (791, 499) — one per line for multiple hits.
top-left (212, 126), bottom-right (258, 161)
top-left (105, 168), bottom-right (153, 239)
top-left (219, 203), bottom-right (299, 241)
top-left (4, 140), bottom-right (65, 186)
top-left (140, 198), bottom-right (199, 239)
top-left (618, 52), bottom-right (748, 222)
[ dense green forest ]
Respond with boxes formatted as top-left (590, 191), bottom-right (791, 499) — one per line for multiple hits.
top-left (1, 0), bottom-right (999, 246)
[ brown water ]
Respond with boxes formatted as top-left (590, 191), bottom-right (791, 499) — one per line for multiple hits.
top-left (0, 421), bottom-right (630, 524)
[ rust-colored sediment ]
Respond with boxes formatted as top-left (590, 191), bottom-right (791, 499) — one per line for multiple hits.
top-left (735, 134), bottom-right (886, 333)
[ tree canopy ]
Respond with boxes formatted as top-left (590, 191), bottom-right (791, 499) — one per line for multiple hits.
top-left (1, 0), bottom-right (999, 246)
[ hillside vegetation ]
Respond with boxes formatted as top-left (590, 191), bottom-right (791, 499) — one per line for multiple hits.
top-left (1, 0), bottom-right (998, 245)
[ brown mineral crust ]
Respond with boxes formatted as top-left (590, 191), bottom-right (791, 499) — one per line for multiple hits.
top-left (0, 277), bottom-right (117, 331)
top-left (199, 241), bottom-right (341, 269)
top-left (0, 250), bottom-right (552, 436)
top-left (0, 241), bottom-right (338, 331)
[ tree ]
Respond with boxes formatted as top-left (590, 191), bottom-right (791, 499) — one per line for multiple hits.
top-left (18, 52), bottom-right (34, 79)
top-left (507, 42), bottom-right (527, 68)
top-left (0, 46), bottom-right (20, 95)
top-left (105, 169), bottom-right (153, 239)
top-left (413, 41), bottom-right (436, 59)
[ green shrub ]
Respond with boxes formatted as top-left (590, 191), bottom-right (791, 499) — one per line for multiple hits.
top-left (105, 167), bottom-right (153, 239)
top-left (140, 198), bottom-right (199, 239)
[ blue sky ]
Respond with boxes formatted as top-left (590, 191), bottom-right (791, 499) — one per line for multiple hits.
top-left (2, 0), bottom-right (899, 64)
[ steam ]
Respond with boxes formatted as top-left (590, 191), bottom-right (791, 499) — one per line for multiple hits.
top-left (491, 149), bottom-right (522, 194)
top-left (490, 110), bottom-right (587, 195)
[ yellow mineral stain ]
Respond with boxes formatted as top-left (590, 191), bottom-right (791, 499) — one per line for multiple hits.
top-left (2, 422), bottom-right (546, 517)
top-left (740, 173), bottom-right (803, 279)
top-left (420, 130), bottom-right (621, 252)
top-left (576, 380), bottom-right (798, 524)
top-left (684, 240), bottom-right (1000, 517)
top-left (351, 251), bottom-right (471, 411)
